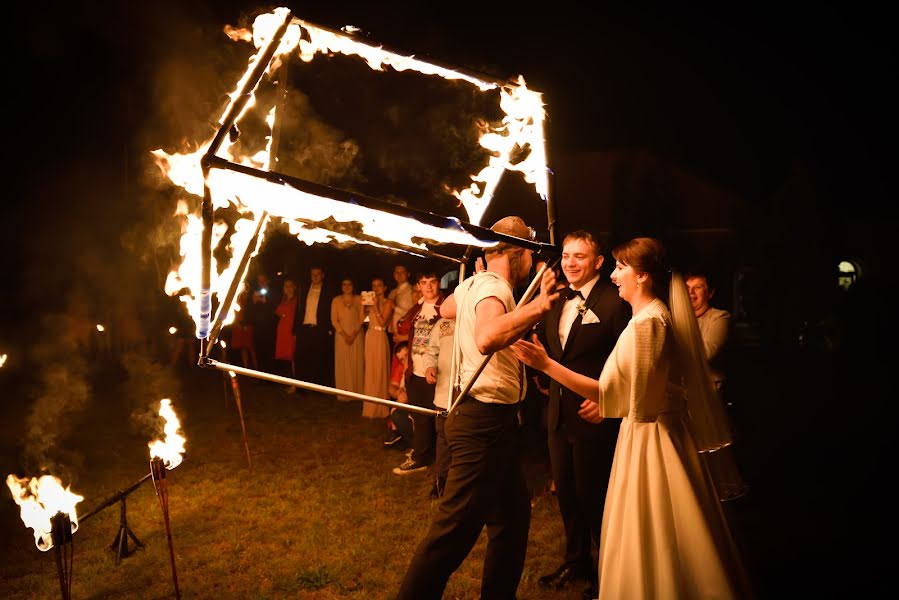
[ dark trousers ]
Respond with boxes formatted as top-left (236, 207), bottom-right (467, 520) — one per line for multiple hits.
top-left (433, 412), bottom-right (451, 486)
top-left (396, 398), bottom-right (530, 600)
top-left (547, 421), bottom-right (617, 571)
top-left (296, 325), bottom-right (333, 386)
top-left (390, 408), bottom-right (414, 444)
top-left (407, 375), bottom-right (436, 465)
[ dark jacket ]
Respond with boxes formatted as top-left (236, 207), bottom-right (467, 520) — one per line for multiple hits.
top-left (538, 279), bottom-right (630, 438)
top-left (295, 282), bottom-right (336, 336)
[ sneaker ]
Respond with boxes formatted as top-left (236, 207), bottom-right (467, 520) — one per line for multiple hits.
top-left (383, 432), bottom-right (403, 447)
top-left (392, 458), bottom-right (428, 475)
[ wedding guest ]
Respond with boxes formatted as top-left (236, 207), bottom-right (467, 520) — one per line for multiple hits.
top-left (331, 277), bottom-right (364, 400)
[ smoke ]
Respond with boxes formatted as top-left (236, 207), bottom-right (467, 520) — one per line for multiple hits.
top-left (120, 351), bottom-right (182, 440)
top-left (275, 90), bottom-right (365, 188)
top-left (21, 313), bottom-right (92, 479)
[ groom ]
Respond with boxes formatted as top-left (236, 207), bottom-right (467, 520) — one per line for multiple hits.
top-left (536, 230), bottom-right (630, 599)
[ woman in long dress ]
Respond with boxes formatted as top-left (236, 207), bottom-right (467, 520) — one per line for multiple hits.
top-left (331, 277), bottom-right (365, 400)
top-left (514, 237), bottom-right (751, 599)
top-left (361, 277), bottom-right (394, 419)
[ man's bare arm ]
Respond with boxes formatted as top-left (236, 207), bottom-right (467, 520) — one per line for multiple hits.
top-left (473, 269), bottom-right (559, 354)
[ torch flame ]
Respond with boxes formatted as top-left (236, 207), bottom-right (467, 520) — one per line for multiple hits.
top-left (169, 327), bottom-right (178, 335)
top-left (148, 399), bottom-right (186, 470)
top-left (5, 474), bottom-right (83, 551)
top-left (0, 353), bottom-right (7, 368)
top-left (96, 324), bottom-right (105, 332)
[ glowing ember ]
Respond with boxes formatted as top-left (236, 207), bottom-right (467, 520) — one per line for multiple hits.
top-left (5, 474), bottom-right (83, 551)
top-left (169, 327), bottom-right (178, 335)
top-left (0, 353), bottom-right (7, 368)
top-left (96, 324), bottom-right (105, 332)
top-left (148, 400), bottom-right (186, 470)
top-left (152, 7), bottom-right (549, 338)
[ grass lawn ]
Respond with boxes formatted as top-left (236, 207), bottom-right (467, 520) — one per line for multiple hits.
top-left (1, 364), bottom-right (593, 599)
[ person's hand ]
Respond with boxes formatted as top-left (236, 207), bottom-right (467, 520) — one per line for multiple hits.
top-left (577, 399), bottom-right (603, 424)
top-left (397, 388), bottom-right (408, 404)
top-left (474, 256), bottom-right (486, 273)
top-left (537, 267), bottom-right (560, 313)
top-left (511, 334), bottom-right (552, 372)
top-left (532, 375), bottom-right (550, 396)
top-left (425, 367), bottom-right (437, 384)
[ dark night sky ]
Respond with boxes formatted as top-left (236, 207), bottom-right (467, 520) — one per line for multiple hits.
top-left (1, 1), bottom-right (894, 338)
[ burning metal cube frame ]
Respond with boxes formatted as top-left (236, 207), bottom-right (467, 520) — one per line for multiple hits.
top-left (192, 9), bottom-right (560, 415)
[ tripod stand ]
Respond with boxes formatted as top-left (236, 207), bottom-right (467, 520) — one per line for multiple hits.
top-left (80, 471), bottom-right (152, 565)
top-left (109, 495), bottom-right (143, 564)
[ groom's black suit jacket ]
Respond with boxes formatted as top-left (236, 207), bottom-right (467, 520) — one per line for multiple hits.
top-left (540, 279), bottom-right (630, 438)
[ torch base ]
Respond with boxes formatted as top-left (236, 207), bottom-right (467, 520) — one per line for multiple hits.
top-left (109, 496), bottom-right (143, 565)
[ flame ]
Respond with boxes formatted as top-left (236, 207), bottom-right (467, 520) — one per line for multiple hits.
top-left (5, 474), bottom-right (83, 551)
top-left (148, 399), bottom-right (186, 470)
top-left (0, 353), bottom-right (7, 368)
top-left (153, 8), bottom-right (549, 337)
top-left (169, 327), bottom-right (178, 335)
top-left (96, 324), bottom-right (105, 332)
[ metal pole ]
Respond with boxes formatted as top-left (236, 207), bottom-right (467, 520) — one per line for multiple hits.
top-left (203, 156), bottom-right (554, 255)
top-left (293, 18), bottom-right (521, 91)
top-left (228, 372), bottom-right (253, 469)
top-left (206, 359), bottom-right (441, 416)
top-left (205, 11), bottom-right (294, 160)
top-left (444, 247), bottom-right (472, 410)
top-left (204, 213), bottom-right (269, 355)
top-left (80, 472), bottom-right (152, 523)
top-left (197, 9), bottom-right (294, 363)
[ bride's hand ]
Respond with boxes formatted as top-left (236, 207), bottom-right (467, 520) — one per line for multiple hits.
top-left (512, 334), bottom-right (551, 371)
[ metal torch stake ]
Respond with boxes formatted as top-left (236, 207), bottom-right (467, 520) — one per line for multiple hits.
top-left (229, 373), bottom-right (253, 469)
top-left (50, 512), bottom-right (73, 600)
top-left (150, 458), bottom-right (181, 599)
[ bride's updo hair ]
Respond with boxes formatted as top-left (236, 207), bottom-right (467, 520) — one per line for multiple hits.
top-left (612, 237), bottom-right (670, 299)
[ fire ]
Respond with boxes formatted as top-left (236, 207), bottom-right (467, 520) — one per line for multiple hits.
top-left (5, 474), bottom-right (84, 551)
top-left (169, 327), bottom-right (178, 335)
top-left (152, 7), bottom-right (549, 337)
top-left (0, 353), bottom-right (7, 368)
top-left (148, 399), bottom-right (186, 470)
top-left (96, 324), bottom-right (105, 332)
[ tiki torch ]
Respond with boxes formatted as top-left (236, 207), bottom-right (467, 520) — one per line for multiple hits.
top-left (148, 399), bottom-right (186, 600)
top-left (5, 474), bottom-right (83, 600)
top-left (51, 512), bottom-right (74, 600)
